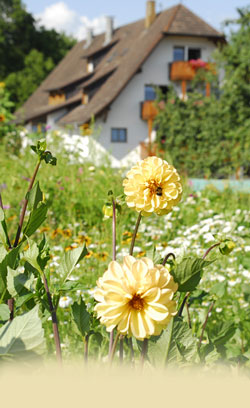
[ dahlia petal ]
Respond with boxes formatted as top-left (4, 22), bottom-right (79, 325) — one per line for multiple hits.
top-left (130, 311), bottom-right (147, 339)
top-left (132, 260), bottom-right (148, 282)
top-left (117, 310), bottom-right (131, 334)
top-left (108, 261), bottom-right (123, 279)
top-left (145, 305), bottom-right (169, 321)
top-left (141, 287), bottom-right (160, 303)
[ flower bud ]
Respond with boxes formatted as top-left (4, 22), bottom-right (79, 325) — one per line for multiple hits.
top-left (102, 204), bottom-right (113, 218)
top-left (219, 240), bottom-right (235, 255)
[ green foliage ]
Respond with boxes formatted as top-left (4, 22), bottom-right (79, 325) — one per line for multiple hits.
top-left (171, 257), bottom-right (214, 292)
top-left (155, 6), bottom-right (250, 177)
top-left (148, 317), bottom-right (199, 366)
top-left (0, 0), bottom-right (76, 107)
top-left (0, 304), bottom-right (10, 321)
top-left (0, 305), bottom-right (45, 360)
top-left (71, 298), bottom-right (90, 337)
top-left (5, 50), bottom-right (54, 108)
top-left (0, 135), bottom-right (249, 368)
top-left (58, 245), bottom-right (88, 284)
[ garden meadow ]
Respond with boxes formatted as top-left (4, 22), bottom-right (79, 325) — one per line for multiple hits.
top-left (0, 129), bottom-right (249, 372)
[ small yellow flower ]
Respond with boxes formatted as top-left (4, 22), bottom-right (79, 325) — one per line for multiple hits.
top-left (123, 156), bottom-right (182, 216)
top-left (39, 226), bottom-right (50, 233)
top-left (85, 250), bottom-right (93, 258)
top-left (62, 228), bottom-right (72, 238)
top-left (51, 228), bottom-right (63, 239)
top-left (95, 251), bottom-right (109, 261)
top-left (94, 255), bottom-right (178, 340)
top-left (0, 114), bottom-right (5, 122)
top-left (74, 235), bottom-right (91, 246)
top-left (0, 82), bottom-right (5, 88)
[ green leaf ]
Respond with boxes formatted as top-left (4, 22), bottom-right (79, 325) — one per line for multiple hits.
top-left (22, 238), bottom-right (41, 273)
top-left (58, 281), bottom-right (86, 292)
top-left (22, 202), bottom-right (48, 239)
top-left (0, 207), bottom-right (9, 248)
top-left (0, 304), bottom-right (10, 322)
top-left (207, 321), bottom-right (236, 347)
top-left (171, 257), bottom-right (214, 292)
top-left (26, 181), bottom-right (43, 211)
top-left (0, 305), bottom-right (45, 359)
top-left (59, 245), bottom-right (88, 284)
top-left (7, 267), bottom-right (35, 297)
top-left (71, 298), bottom-right (90, 336)
top-left (210, 281), bottom-right (227, 297)
top-left (242, 284), bottom-right (250, 302)
top-left (0, 246), bottom-right (20, 299)
top-left (146, 245), bottom-right (162, 264)
top-left (15, 293), bottom-right (35, 308)
top-left (148, 317), bottom-right (199, 367)
top-left (44, 151), bottom-right (57, 166)
top-left (0, 245), bottom-right (8, 262)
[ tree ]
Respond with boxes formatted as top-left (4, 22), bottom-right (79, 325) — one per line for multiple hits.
top-left (5, 50), bottom-right (54, 108)
top-left (155, 6), bottom-right (250, 178)
top-left (0, 0), bottom-right (76, 106)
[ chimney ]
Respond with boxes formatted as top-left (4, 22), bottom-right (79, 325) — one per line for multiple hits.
top-left (84, 28), bottom-right (93, 48)
top-left (145, 1), bottom-right (156, 28)
top-left (104, 16), bottom-right (114, 45)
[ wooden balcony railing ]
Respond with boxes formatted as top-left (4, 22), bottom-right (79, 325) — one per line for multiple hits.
top-left (169, 61), bottom-right (216, 82)
top-left (170, 61), bottom-right (196, 81)
top-left (141, 100), bottom-right (158, 121)
top-left (140, 142), bottom-right (157, 160)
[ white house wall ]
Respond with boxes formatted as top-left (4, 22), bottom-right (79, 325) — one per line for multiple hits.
top-left (95, 35), bottom-right (217, 160)
top-left (47, 108), bottom-right (68, 128)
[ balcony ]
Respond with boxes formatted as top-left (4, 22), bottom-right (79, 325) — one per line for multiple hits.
top-left (169, 60), bottom-right (215, 82)
top-left (140, 100), bottom-right (158, 121)
top-left (169, 61), bottom-right (195, 81)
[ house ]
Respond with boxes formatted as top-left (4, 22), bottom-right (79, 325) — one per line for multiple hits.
top-left (16, 2), bottom-right (225, 162)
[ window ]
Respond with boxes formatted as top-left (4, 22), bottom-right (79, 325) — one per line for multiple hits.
top-left (111, 128), bottom-right (127, 142)
top-left (144, 85), bottom-right (156, 101)
top-left (188, 48), bottom-right (201, 60)
top-left (173, 46), bottom-right (185, 61)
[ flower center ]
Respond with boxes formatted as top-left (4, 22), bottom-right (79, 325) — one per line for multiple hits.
top-left (146, 180), bottom-right (163, 197)
top-left (129, 294), bottom-right (145, 311)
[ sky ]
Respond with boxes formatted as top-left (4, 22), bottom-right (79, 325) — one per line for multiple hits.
top-left (23, 0), bottom-right (249, 40)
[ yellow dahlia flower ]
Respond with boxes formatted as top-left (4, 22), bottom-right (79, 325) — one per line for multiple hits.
top-left (123, 156), bottom-right (182, 216)
top-left (94, 255), bottom-right (178, 340)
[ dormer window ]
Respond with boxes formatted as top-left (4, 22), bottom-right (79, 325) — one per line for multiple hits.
top-left (84, 41), bottom-right (118, 74)
top-left (87, 61), bottom-right (94, 73)
top-left (82, 92), bottom-right (89, 104)
top-left (49, 91), bottom-right (65, 105)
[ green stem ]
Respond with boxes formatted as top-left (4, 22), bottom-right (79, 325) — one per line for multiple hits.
top-left (84, 334), bottom-right (89, 363)
top-left (109, 332), bottom-right (120, 365)
top-left (128, 337), bottom-right (135, 365)
top-left (178, 292), bottom-right (190, 317)
top-left (108, 198), bottom-right (117, 358)
top-left (112, 198), bottom-right (116, 261)
top-left (202, 242), bottom-right (220, 260)
top-left (129, 212), bottom-right (142, 256)
top-left (13, 160), bottom-right (41, 247)
top-left (198, 301), bottom-right (215, 349)
top-left (141, 338), bottom-right (148, 368)
top-left (0, 192), bottom-right (12, 249)
top-left (119, 335), bottom-right (124, 364)
top-left (162, 252), bottom-right (175, 266)
top-left (41, 270), bottom-right (62, 363)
